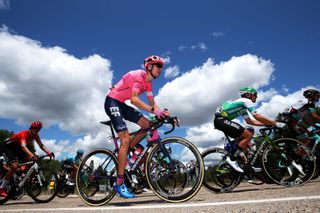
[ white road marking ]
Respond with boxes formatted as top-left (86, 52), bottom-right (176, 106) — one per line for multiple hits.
top-left (2, 195), bottom-right (320, 212)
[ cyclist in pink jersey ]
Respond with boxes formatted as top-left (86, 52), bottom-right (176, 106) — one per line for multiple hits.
top-left (104, 55), bottom-right (170, 198)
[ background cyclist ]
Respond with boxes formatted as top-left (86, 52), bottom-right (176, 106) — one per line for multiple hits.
top-left (214, 86), bottom-right (282, 173)
top-left (104, 55), bottom-right (170, 198)
top-left (281, 88), bottom-right (320, 146)
top-left (61, 149), bottom-right (84, 185)
top-left (0, 121), bottom-right (54, 197)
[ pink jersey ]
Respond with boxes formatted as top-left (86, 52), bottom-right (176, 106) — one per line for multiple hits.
top-left (107, 69), bottom-right (153, 102)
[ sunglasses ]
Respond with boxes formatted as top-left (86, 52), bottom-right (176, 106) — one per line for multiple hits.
top-left (32, 127), bottom-right (41, 132)
top-left (154, 63), bottom-right (163, 69)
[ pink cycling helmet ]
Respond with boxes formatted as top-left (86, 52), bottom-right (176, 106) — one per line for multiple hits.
top-left (30, 121), bottom-right (43, 130)
top-left (144, 55), bottom-right (165, 69)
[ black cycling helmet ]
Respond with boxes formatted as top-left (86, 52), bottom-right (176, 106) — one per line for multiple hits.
top-left (303, 89), bottom-right (320, 99)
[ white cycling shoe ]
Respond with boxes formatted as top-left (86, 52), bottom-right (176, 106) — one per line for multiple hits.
top-left (226, 156), bottom-right (244, 173)
top-left (292, 160), bottom-right (306, 176)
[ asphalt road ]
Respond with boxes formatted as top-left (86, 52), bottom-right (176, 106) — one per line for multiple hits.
top-left (1, 179), bottom-right (320, 213)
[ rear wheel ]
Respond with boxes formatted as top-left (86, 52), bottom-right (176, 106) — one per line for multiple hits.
top-left (145, 137), bottom-right (204, 202)
top-left (202, 148), bottom-right (242, 193)
top-left (76, 149), bottom-right (117, 206)
top-left (0, 180), bottom-right (12, 204)
top-left (28, 168), bottom-right (58, 203)
top-left (56, 175), bottom-right (70, 198)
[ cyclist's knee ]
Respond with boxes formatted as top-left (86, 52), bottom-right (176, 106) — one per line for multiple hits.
top-left (9, 161), bottom-right (19, 170)
top-left (242, 129), bottom-right (253, 138)
top-left (138, 117), bottom-right (150, 129)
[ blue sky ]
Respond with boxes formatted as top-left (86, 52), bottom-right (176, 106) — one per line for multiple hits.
top-left (0, 0), bottom-right (319, 159)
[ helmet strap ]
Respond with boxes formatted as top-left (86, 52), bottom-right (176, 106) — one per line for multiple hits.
top-left (147, 64), bottom-right (157, 79)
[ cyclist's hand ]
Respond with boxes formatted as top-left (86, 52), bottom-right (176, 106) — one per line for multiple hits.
top-left (173, 117), bottom-right (180, 127)
top-left (307, 126), bottom-right (317, 133)
top-left (154, 108), bottom-right (170, 118)
top-left (49, 152), bottom-right (55, 159)
top-left (275, 122), bottom-right (286, 128)
top-left (30, 155), bottom-right (38, 161)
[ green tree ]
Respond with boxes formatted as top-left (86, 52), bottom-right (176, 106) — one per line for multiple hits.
top-left (0, 129), bottom-right (13, 151)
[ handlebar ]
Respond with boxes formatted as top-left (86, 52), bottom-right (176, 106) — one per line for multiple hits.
top-left (150, 115), bottom-right (180, 135)
top-left (259, 126), bottom-right (282, 136)
top-left (19, 154), bottom-right (53, 167)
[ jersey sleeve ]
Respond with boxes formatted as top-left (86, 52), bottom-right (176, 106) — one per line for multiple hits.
top-left (18, 131), bottom-right (31, 147)
top-left (243, 99), bottom-right (257, 114)
top-left (131, 73), bottom-right (144, 94)
top-left (145, 82), bottom-right (153, 98)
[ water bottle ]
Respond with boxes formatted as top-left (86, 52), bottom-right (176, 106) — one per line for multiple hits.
top-left (129, 144), bottom-right (144, 165)
top-left (125, 154), bottom-right (131, 170)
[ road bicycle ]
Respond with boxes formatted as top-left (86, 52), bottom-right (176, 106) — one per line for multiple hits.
top-left (0, 154), bottom-right (58, 204)
top-left (202, 126), bottom-right (316, 193)
top-left (76, 115), bottom-right (204, 206)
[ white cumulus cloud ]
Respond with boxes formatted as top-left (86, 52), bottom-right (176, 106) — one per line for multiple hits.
top-left (164, 65), bottom-right (180, 78)
top-left (0, 0), bottom-right (9, 9)
top-left (0, 28), bottom-right (115, 157)
top-left (155, 54), bottom-right (274, 126)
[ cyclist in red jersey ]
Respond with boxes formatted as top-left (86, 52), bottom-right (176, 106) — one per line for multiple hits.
top-left (104, 55), bottom-right (170, 198)
top-left (0, 121), bottom-right (54, 197)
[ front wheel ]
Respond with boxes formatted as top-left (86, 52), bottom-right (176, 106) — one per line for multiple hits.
top-left (76, 148), bottom-right (117, 206)
top-left (262, 138), bottom-right (316, 186)
top-left (27, 168), bottom-right (58, 203)
top-left (145, 137), bottom-right (204, 202)
top-left (201, 147), bottom-right (242, 193)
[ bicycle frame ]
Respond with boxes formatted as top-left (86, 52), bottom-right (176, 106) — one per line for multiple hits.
top-left (100, 120), bottom-right (174, 174)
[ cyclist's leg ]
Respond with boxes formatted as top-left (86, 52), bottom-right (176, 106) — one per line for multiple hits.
top-left (238, 130), bottom-right (253, 163)
top-left (1, 148), bottom-right (19, 183)
top-left (121, 105), bottom-right (149, 147)
top-left (214, 116), bottom-right (245, 172)
top-left (105, 97), bottom-right (135, 198)
top-left (0, 150), bottom-right (19, 197)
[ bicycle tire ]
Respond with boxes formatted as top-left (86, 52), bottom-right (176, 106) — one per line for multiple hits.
top-left (262, 138), bottom-right (316, 186)
top-left (56, 178), bottom-right (70, 198)
top-left (76, 148), bottom-right (117, 206)
top-left (145, 137), bottom-right (204, 202)
top-left (0, 182), bottom-right (12, 204)
top-left (201, 147), bottom-right (242, 193)
top-left (28, 168), bottom-right (58, 203)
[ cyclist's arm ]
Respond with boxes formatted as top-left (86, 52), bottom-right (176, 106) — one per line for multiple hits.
top-left (252, 113), bottom-right (276, 126)
top-left (131, 91), bottom-right (155, 112)
top-left (311, 111), bottom-right (320, 123)
top-left (245, 117), bottom-right (265, 126)
top-left (35, 137), bottom-right (52, 156)
top-left (21, 142), bottom-right (35, 160)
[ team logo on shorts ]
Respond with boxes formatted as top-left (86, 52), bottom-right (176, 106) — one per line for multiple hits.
top-left (110, 107), bottom-right (120, 117)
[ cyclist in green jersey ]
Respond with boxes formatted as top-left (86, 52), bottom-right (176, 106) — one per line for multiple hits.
top-left (214, 86), bottom-right (283, 173)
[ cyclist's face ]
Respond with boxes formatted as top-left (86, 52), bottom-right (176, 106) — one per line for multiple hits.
top-left (31, 127), bottom-right (40, 134)
top-left (314, 94), bottom-right (320, 102)
top-left (250, 94), bottom-right (257, 103)
top-left (151, 63), bottom-right (162, 78)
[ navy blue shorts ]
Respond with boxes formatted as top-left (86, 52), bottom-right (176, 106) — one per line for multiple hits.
top-left (104, 96), bottom-right (143, 132)
top-left (214, 116), bottom-right (245, 139)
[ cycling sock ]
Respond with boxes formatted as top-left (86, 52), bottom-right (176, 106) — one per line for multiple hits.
top-left (116, 175), bottom-right (125, 185)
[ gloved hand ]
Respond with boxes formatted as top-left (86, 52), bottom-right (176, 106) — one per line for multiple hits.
top-left (154, 109), bottom-right (166, 118)
top-left (275, 122), bottom-right (287, 128)
top-left (49, 152), bottom-right (55, 159)
top-left (30, 155), bottom-right (38, 161)
top-left (307, 126), bottom-right (317, 133)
